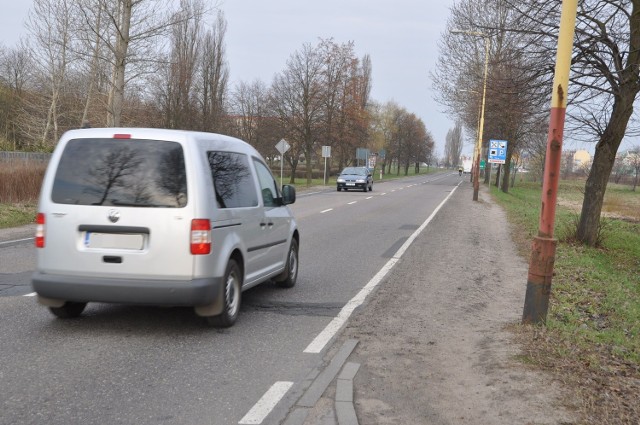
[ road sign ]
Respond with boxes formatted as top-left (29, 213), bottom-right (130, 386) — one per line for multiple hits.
top-left (322, 146), bottom-right (331, 158)
top-left (275, 139), bottom-right (290, 154)
top-left (488, 139), bottom-right (507, 164)
top-left (480, 159), bottom-right (486, 169)
top-left (368, 153), bottom-right (377, 169)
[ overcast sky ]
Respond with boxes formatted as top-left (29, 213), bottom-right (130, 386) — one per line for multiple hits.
top-left (1, 0), bottom-right (466, 156)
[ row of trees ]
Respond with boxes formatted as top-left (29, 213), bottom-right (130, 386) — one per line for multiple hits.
top-left (433, 0), bottom-right (640, 246)
top-left (0, 0), bottom-right (435, 185)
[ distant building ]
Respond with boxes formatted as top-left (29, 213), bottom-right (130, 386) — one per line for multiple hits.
top-left (573, 150), bottom-right (591, 168)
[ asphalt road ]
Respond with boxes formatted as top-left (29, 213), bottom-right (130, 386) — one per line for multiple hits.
top-left (0, 171), bottom-right (463, 425)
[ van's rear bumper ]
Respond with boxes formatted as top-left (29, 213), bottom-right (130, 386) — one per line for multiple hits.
top-left (32, 272), bottom-right (222, 306)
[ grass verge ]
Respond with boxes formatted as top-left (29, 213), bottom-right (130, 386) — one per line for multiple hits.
top-left (491, 181), bottom-right (640, 424)
top-left (0, 203), bottom-right (36, 229)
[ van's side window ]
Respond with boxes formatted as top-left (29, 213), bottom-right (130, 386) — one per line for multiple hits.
top-left (253, 160), bottom-right (279, 208)
top-left (207, 151), bottom-right (258, 208)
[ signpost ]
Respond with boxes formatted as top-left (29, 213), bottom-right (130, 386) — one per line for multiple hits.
top-left (488, 140), bottom-right (507, 164)
top-left (275, 139), bottom-right (290, 186)
top-left (322, 145), bottom-right (331, 185)
top-left (488, 140), bottom-right (508, 188)
top-left (356, 148), bottom-right (369, 166)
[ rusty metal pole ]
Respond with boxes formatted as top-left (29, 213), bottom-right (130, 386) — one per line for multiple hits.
top-left (522, 0), bottom-right (578, 324)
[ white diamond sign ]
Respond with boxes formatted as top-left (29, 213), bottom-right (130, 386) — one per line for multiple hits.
top-left (275, 139), bottom-right (290, 154)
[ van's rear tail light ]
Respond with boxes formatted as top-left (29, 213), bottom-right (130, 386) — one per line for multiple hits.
top-left (35, 213), bottom-right (45, 248)
top-left (113, 133), bottom-right (131, 139)
top-left (190, 219), bottom-right (211, 255)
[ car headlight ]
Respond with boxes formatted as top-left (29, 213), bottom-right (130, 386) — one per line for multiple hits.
top-left (356, 179), bottom-right (365, 183)
top-left (337, 178), bottom-right (345, 183)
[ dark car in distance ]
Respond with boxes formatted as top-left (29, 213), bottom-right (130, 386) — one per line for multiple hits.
top-left (336, 167), bottom-right (373, 192)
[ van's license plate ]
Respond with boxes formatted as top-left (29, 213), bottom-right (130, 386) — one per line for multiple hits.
top-left (84, 232), bottom-right (144, 250)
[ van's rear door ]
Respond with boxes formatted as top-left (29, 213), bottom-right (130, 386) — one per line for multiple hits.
top-left (38, 136), bottom-right (194, 280)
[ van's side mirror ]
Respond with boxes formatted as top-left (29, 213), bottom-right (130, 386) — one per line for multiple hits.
top-left (281, 184), bottom-right (296, 205)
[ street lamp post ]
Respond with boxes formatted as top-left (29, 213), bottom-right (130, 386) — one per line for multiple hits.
top-left (451, 30), bottom-right (490, 201)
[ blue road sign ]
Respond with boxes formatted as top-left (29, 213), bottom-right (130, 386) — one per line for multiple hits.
top-left (488, 140), bottom-right (507, 164)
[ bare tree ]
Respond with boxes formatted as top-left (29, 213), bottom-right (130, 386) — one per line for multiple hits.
top-left (629, 148), bottom-right (640, 191)
top-left (78, 0), bottom-right (199, 127)
top-left (270, 43), bottom-right (325, 184)
top-left (444, 121), bottom-right (464, 168)
top-left (26, 0), bottom-right (77, 147)
top-left (198, 10), bottom-right (229, 133)
top-left (158, 0), bottom-right (205, 129)
top-left (229, 79), bottom-right (273, 159)
top-left (433, 0), bottom-right (550, 192)
top-left (501, 0), bottom-right (640, 245)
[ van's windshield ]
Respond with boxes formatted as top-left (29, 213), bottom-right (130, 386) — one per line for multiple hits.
top-left (51, 138), bottom-right (187, 207)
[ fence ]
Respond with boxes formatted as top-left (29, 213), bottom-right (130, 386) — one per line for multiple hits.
top-left (0, 151), bottom-right (52, 163)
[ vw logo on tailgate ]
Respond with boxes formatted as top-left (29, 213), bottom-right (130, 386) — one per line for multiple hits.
top-left (108, 209), bottom-right (120, 223)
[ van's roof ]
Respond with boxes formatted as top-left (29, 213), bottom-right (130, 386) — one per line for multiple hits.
top-left (61, 127), bottom-right (250, 147)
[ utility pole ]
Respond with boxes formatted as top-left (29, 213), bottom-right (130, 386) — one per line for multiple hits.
top-left (450, 30), bottom-right (490, 201)
top-left (522, 0), bottom-right (578, 324)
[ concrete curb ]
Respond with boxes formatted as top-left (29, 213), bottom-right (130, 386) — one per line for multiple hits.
top-left (335, 362), bottom-right (361, 425)
top-left (284, 339), bottom-right (359, 425)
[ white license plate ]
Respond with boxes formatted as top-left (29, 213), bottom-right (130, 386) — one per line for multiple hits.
top-left (84, 232), bottom-right (144, 250)
top-left (346, 183), bottom-right (355, 186)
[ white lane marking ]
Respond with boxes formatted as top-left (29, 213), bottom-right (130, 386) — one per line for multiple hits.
top-left (0, 237), bottom-right (34, 246)
top-left (366, 196), bottom-right (373, 200)
top-left (347, 201), bottom-right (357, 205)
top-left (303, 182), bottom-right (461, 354)
top-left (304, 259), bottom-right (399, 354)
top-left (380, 193), bottom-right (387, 196)
top-left (24, 293), bottom-right (37, 297)
top-left (320, 208), bottom-right (333, 214)
top-left (239, 381), bottom-right (293, 424)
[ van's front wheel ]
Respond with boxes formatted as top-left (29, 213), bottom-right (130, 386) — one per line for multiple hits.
top-left (206, 260), bottom-right (241, 328)
top-left (49, 302), bottom-right (87, 319)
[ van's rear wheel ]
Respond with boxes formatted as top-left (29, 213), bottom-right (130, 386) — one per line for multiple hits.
top-left (275, 239), bottom-right (299, 288)
top-left (49, 302), bottom-right (87, 319)
top-left (206, 260), bottom-right (241, 328)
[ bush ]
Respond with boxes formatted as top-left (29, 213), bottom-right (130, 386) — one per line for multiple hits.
top-left (0, 161), bottom-right (46, 203)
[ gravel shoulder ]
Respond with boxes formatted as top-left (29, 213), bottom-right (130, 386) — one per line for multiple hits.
top-left (307, 181), bottom-right (578, 424)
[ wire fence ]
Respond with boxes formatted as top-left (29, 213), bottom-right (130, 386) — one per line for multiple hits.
top-left (0, 151), bottom-right (52, 163)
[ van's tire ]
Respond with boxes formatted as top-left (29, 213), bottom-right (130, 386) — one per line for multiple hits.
top-left (49, 302), bottom-right (87, 319)
top-left (275, 239), bottom-right (299, 288)
top-left (206, 260), bottom-right (242, 328)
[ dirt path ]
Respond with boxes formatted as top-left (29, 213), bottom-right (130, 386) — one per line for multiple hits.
top-left (314, 182), bottom-right (577, 424)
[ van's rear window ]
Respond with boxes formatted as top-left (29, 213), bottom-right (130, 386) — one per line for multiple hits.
top-left (51, 138), bottom-right (187, 207)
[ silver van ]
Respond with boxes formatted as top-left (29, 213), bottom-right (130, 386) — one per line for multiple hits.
top-left (32, 128), bottom-right (299, 327)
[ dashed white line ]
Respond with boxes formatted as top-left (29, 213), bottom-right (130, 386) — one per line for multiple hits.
top-left (366, 196), bottom-right (373, 200)
top-left (24, 293), bottom-right (36, 297)
top-left (347, 201), bottom-right (357, 205)
top-left (320, 208), bottom-right (333, 213)
top-left (239, 381), bottom-right (293, 424)
top-left (0, 237), bottom-right (33, 246)
top-left (380, 193), bottom-right (387, 196)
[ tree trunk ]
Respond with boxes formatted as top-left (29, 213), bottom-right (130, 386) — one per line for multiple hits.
top-left (107, 0), bottom-right (132, 127)
top-left (577, 97), bottom-right (633, 245)
top-left (500, 148), bottom-right (514, 193)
